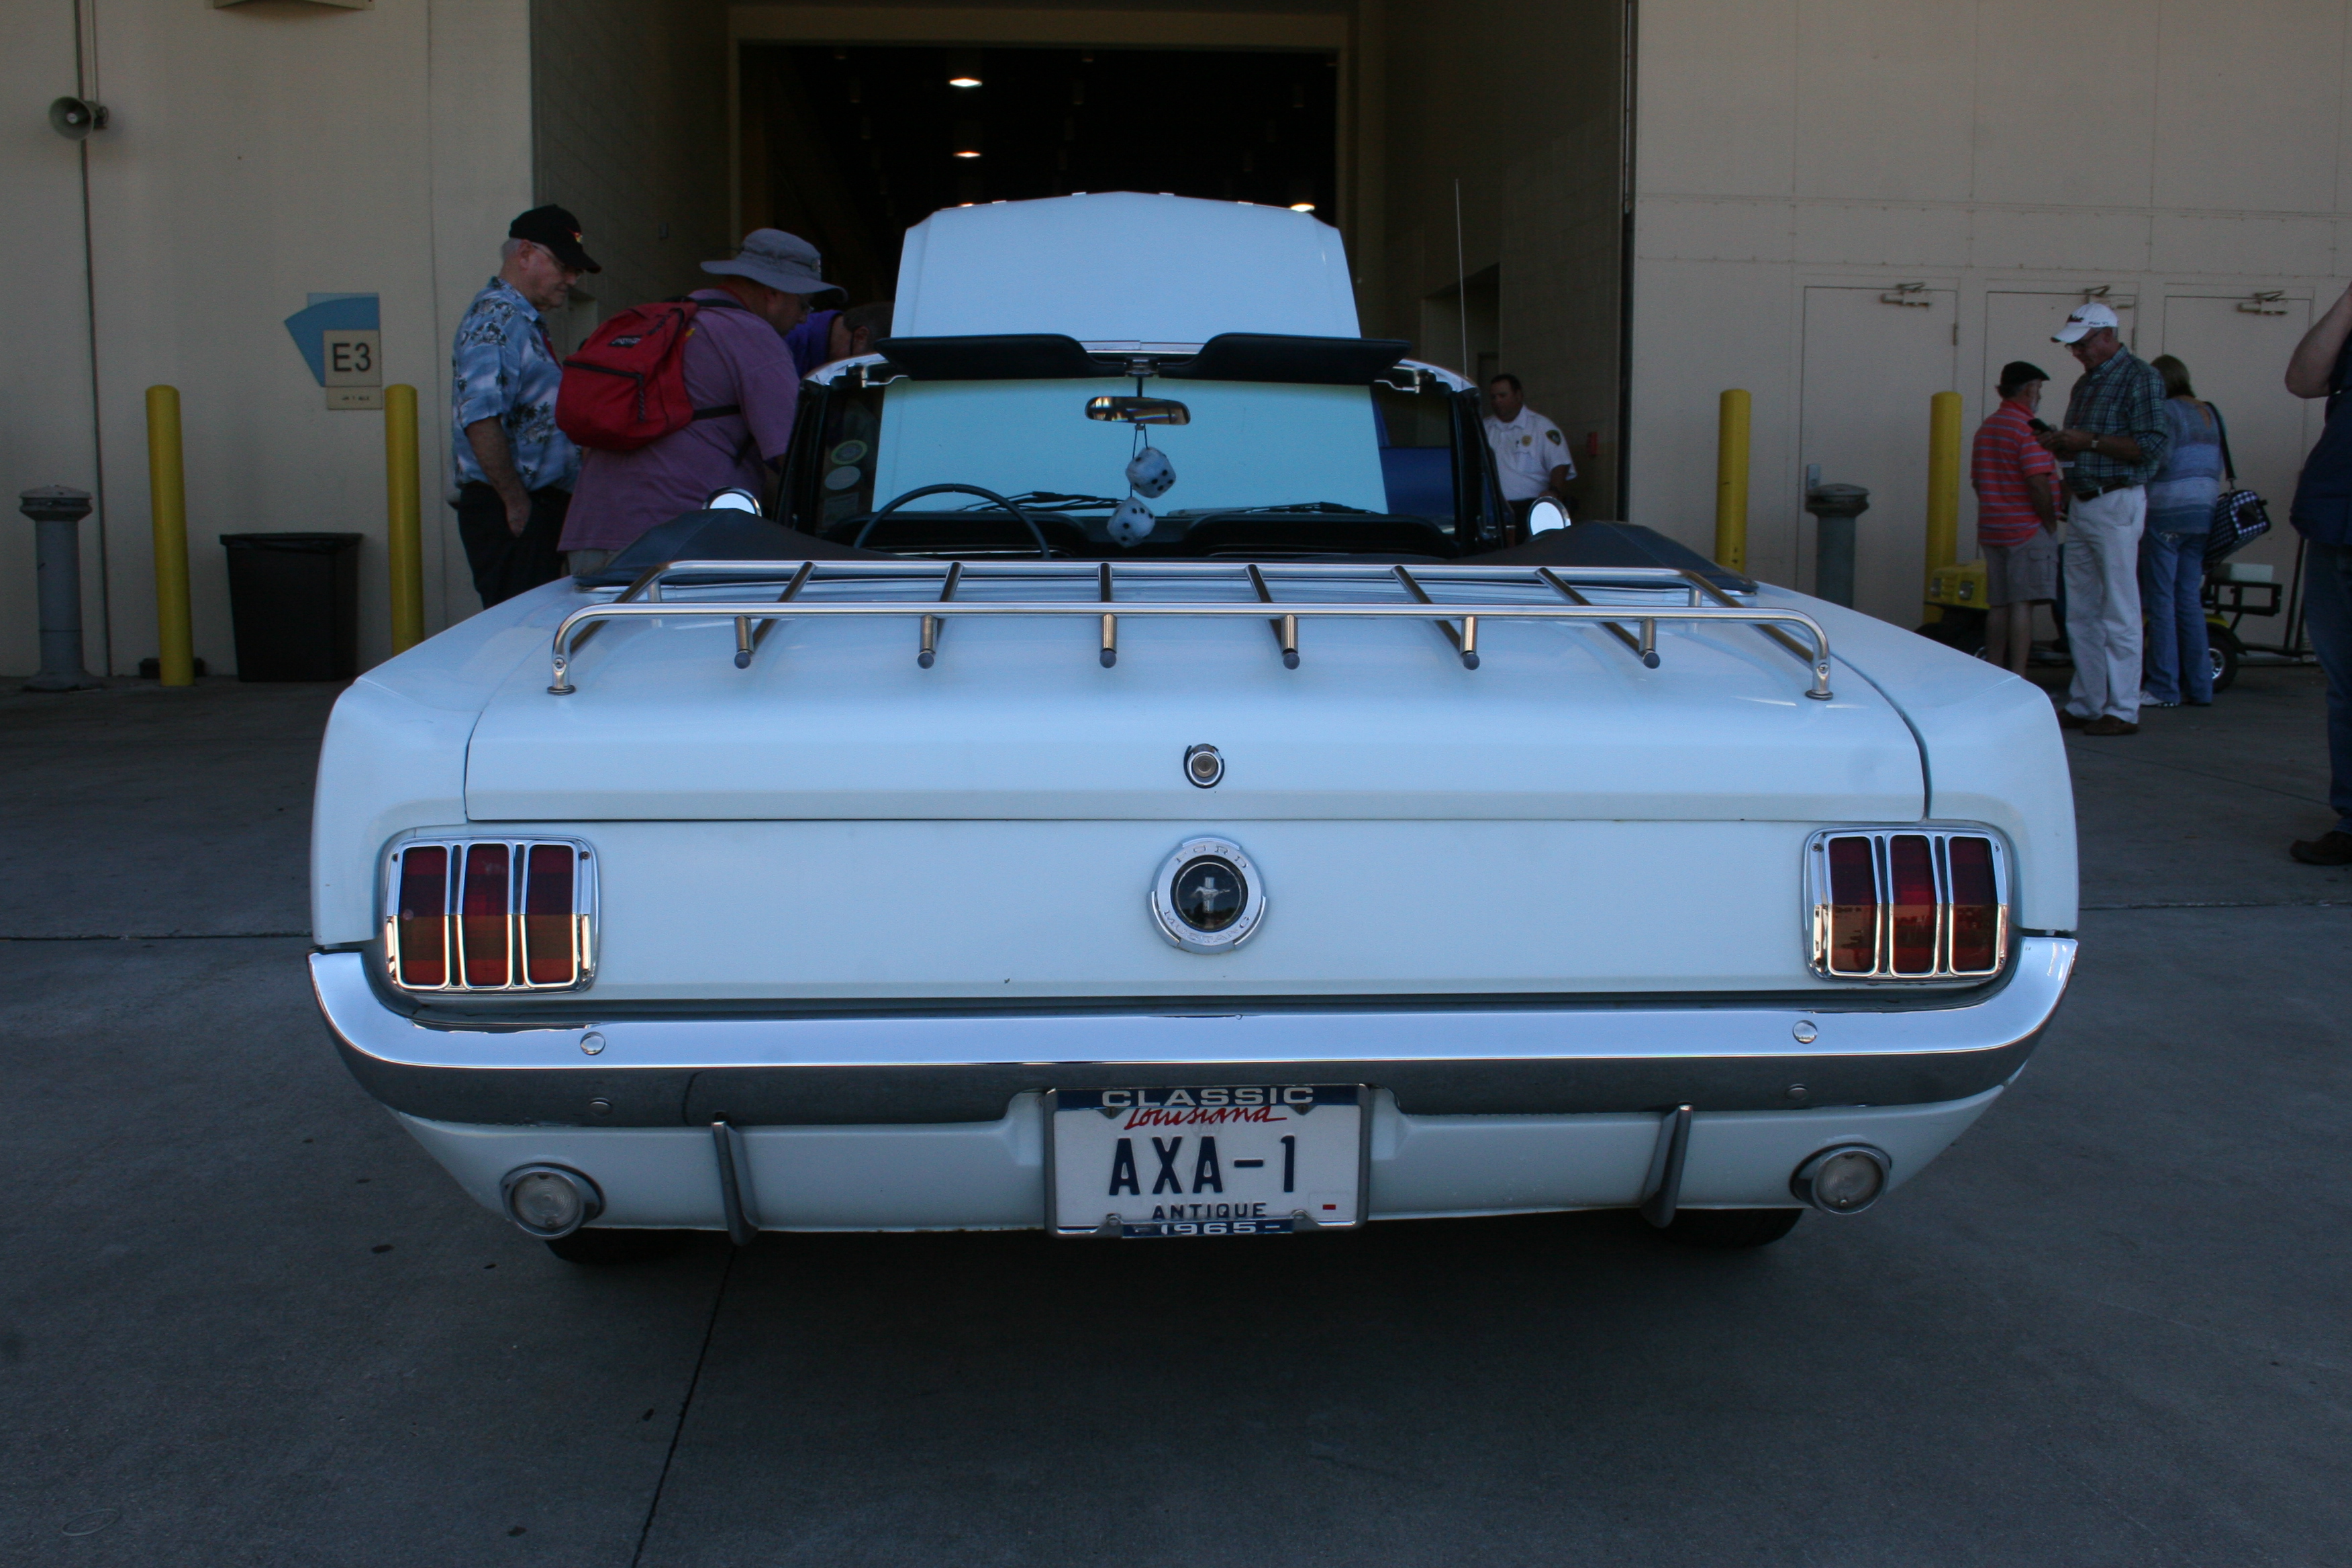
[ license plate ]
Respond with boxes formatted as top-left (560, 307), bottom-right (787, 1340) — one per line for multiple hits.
top-left (1048, 1085), bottom-right (1367, 1238)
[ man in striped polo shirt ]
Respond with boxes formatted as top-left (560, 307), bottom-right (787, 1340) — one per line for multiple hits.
top-left (1970, 360), bottom-right (2062, 677)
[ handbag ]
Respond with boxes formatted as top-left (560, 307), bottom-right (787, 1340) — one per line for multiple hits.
top-left (2204, 403), bottom-right (2273, 567)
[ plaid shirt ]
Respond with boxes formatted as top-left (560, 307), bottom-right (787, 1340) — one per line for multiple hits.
top-left (449, 277), bottom-right (579, 494)
top-left (2061, 345), bottom-right (2169, 489)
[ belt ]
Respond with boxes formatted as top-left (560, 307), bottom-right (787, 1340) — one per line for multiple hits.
top-left (2069, 477), bottom-right (2135, 501)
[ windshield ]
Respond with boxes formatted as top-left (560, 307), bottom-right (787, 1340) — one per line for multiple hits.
top-left (787, 371), bottom-right (1498, 558)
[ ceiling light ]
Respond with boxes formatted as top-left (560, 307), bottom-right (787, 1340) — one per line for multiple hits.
top-left (1289, 203), bottom-right (1316, 213)
top-left (951, 119), bottom-right (984, 158)
top-left (954, 150), bottom-right (983, 159)
top-left (946, 50), bottom-right (982, 88)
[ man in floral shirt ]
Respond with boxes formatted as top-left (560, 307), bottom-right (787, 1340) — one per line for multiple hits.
top-left (449, 206), bottom-right (597, 606)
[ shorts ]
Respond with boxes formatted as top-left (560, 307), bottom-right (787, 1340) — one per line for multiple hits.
top-left (1982, 531), bottom-right (2059, 605)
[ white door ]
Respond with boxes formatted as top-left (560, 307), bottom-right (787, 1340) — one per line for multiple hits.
top-left (1798, 286), bottom-right (1957, 626)
top-left (2156, 294), bottom-right (2319, 588)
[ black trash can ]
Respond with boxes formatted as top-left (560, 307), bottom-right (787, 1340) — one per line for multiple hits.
top-left (219, 532), bottom-right (363, 681)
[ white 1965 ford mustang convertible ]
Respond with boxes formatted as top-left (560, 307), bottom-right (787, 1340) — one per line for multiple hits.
top-left (310, 194), bottom-right (2075, 1262)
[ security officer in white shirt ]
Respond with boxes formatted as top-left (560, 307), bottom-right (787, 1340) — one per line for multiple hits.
top-left (1482, 373), bottom-right (1574, 536)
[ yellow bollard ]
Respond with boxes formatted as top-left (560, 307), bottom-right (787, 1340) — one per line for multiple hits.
top-left (145, 385), bottom-right (195, 687)
top-left (385, 385), bottom-right (424, 654)
top-left (1922, 390), bottom-right (1963, 623)
top-left (1714, 389), bottom-right (1751, 573)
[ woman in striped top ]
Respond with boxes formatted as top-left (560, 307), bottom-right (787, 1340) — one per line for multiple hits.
top-left (2141, 354), bottom-right (2224, 707)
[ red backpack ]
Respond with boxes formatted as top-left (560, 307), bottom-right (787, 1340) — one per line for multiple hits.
top-left (555, 296), bottom-right (746, 451)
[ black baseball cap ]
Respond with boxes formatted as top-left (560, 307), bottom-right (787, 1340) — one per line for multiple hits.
top-left (508, 205), bottom-right (601, 274)
top-left (1998, 359), bottom-right (2051, 393)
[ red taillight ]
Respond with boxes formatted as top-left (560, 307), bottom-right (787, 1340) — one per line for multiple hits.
top-left (459, 843), bottom-right (511, 987)
top-left (1825, 836), bottom-right (1877, 975)
top-left (395, 846), bottom-right (448, 987)
top-left (1947, 836), bottom-right (2000, 973)
top-left (388, 840), bottom-right (591, 992)
top-left (1888, 835), bottom-right (1937, 974)
top-left (522, 844), bottom-right (577, 985)
top-left (1813, 830), bottom-right (2004, 979)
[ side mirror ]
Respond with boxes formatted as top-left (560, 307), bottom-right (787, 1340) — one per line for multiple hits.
top-left (1086, 395), bottom-right (1191, 426)
top-left (1526, 497), bottom-right (1571, 534)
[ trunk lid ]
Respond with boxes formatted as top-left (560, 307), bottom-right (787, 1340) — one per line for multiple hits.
top-left (464, 571), bottom-right (1921, 824)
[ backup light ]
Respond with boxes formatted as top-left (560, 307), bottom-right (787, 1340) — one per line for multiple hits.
top-left (1791, 1144), bottom-right (1890, 1214)
top-left (1806, 829), bottom-right (2008, 980)
top-left (386, 839), bottom-right (597, 993)
top-left (501, 1165), bottom-right (603, 1238)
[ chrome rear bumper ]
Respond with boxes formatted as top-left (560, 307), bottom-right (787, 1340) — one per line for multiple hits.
top-left (393, 1086), bottom-right (2008, 1231)
top-left (311, 938), bottom-right (2074, 1128)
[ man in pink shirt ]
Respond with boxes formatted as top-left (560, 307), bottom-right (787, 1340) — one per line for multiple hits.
top-left (560, 230), bottom-right (841, 573)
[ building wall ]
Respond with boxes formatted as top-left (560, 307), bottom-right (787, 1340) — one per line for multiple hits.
top-left (1629, 0), bottom-right (2351, 627)
top-left (27, 0), bottom-right (2339, 674)
top-left (1373, 0), bottom-right (1626, 519)
top-left (0, 0), bottom-right (752, 679)
top-left (532, 0), bottom-right (733, 347)
top-left (1, 3), bottom-right (107, 676)
top-left (0, 0), bottom-right (535, 679)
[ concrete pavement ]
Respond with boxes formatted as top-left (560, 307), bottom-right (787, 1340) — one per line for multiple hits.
top-left (1, 666), bottom-right (2345, 1565)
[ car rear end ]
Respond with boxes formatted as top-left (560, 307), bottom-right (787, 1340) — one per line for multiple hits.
top-left (309, 564), bottom-right (2075, 1247)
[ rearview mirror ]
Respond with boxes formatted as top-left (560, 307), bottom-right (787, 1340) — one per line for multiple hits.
top-left (1526, 497), bottom-right (1571, 534)
top-left (1086, 395), bottom-right (1191, 426)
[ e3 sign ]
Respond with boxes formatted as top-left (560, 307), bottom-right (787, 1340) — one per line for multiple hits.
top-left (321, 330), bottom-right (383, 408)
top-left (283, 293), bottom-right (383, 409)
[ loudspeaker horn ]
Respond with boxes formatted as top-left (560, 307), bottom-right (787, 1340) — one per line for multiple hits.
top-left (49, 97), bottom-right (109, 140)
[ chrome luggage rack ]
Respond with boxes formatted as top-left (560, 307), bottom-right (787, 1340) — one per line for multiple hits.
top-left (545, 559), bottom-right (1834, 699)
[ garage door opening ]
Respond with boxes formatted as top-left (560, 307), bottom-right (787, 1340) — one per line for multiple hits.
top-left (738, 46), bottom-right (1340, 306)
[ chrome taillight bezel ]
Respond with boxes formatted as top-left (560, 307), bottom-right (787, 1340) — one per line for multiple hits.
top-left (1804, 828), bottom-right (2010, 982)
top-left (380, 837), bottom-right (598, 993)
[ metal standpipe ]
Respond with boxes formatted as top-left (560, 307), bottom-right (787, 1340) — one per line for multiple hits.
top-left (17, 486), bottom-right (100, 691)
top-left (1805, 482), bottom-right (1871, 609)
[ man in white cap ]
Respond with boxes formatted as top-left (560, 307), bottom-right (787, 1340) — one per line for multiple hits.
top-left (2035, 302), bottom-right (2170, 735)
top-left (560, 229), bottom-right (843, 571)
